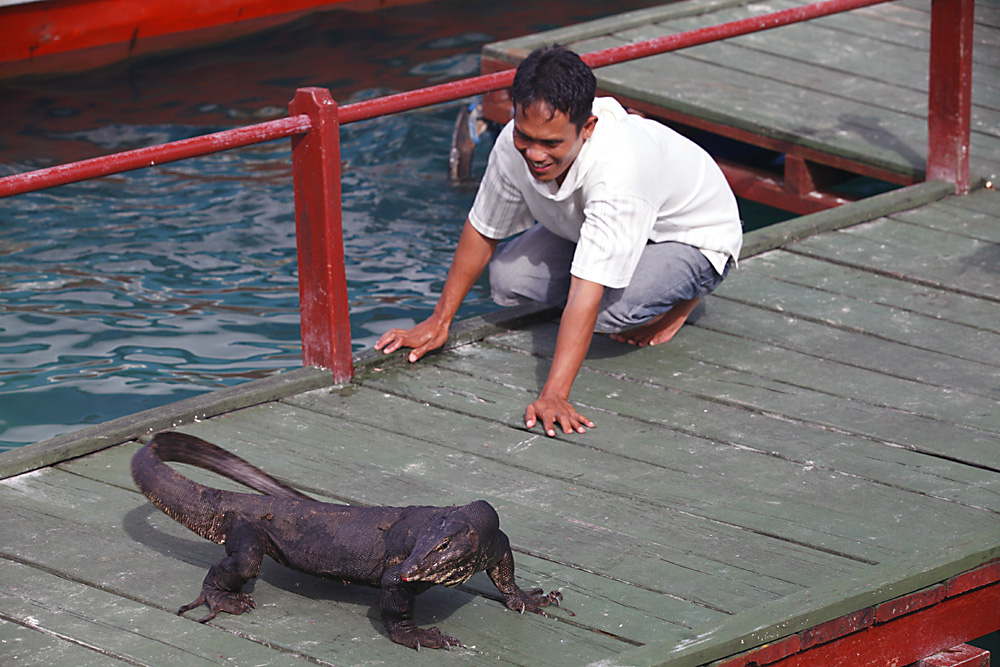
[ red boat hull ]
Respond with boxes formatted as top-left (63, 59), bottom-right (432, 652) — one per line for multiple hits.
top-left (0, 0), bottom-right (425, 78)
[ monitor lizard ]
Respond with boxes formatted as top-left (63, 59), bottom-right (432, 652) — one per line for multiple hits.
top-left (130, 430), bottom-right (563, 650)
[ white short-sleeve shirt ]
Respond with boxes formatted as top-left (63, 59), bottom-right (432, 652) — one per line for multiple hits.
top-left (469, 97), bottom-right (743, 289)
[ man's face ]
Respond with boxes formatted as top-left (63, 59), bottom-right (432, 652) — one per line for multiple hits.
top-left (512, 101), bottom-right (597, 185)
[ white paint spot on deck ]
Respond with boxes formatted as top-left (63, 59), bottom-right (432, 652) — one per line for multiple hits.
top-left (507, 436), bottom-right (539, 454)
top-left (0, 469), bottom-right (47, 497)
top-left (403, 462), bottom-right (427, 475)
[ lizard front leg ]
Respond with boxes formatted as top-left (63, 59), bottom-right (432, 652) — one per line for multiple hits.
top-left (179, 520), bottom-right (266, 623)
top-left (380, 566), bottom-right (461, 650)
top-left (487, 533), bottom-right (563, 614)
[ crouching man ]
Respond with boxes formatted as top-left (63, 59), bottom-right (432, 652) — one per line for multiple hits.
top-left (376, 45), bottom-right (742, 437)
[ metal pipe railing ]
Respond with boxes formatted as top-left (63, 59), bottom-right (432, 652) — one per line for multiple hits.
top-left (0, 114), bottom-right (313, 197)
top-left (0, 0), bottom-right (974, 384)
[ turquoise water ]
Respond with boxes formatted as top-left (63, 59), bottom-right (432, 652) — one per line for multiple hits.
top-left (0, 108), bottom-right (492, 447)
top-left (0, 0), bottom-right (791, 449)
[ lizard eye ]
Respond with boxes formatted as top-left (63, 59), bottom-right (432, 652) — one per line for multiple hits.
top-left (434, 539), bottom-right (450, 552)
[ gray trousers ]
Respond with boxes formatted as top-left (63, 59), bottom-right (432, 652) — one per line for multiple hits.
top-left (488, 224), bottom-right (730, 334)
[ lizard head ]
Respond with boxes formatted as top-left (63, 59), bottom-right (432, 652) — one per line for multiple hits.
top-left (399, 514), bottom-right (482, 588)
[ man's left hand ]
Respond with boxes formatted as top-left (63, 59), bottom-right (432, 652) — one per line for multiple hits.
top-left (525, 395), bottom-right (595, 437)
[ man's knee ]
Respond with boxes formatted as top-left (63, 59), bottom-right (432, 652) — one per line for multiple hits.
top-left (488, 227), bottom-right (575, 307)
top-left (595, 255), bottom-right (730, 333)
top-left (489, 258), bottom-right (533, 307)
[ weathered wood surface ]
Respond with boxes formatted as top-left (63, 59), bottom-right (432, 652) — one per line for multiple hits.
top-left (1, 184), bottom-right (998, 665)
top-left (484, 0), bottom-right (1000, 186)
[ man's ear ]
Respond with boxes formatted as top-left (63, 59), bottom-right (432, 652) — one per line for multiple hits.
top-left (581, 115), bottom-right (598, 140)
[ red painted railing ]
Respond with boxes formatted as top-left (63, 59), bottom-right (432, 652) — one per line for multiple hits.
top-left (0, 0), bottom-right (974, 384)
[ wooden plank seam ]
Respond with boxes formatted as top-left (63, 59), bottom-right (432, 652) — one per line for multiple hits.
top-left (714, 559), bottom-right (1000, 667)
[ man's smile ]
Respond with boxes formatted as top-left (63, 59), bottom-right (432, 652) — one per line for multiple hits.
top-left (512, 100), bottom-right (596, 185)
top-left (527, 159), bottom-right (555, 177)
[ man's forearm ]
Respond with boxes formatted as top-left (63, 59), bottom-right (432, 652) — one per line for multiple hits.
top-left (433, 219), bottom-right (498, 324)
top-left (541, 277), bottom-right (603, 399)
top-left (524, 276), bottom-right (603, 436)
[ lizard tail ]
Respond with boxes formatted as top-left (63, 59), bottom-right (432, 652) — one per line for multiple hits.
top-left (130, 431), bottom-right (313, 543)
top-left (141, 431), bottom-right (312, 500)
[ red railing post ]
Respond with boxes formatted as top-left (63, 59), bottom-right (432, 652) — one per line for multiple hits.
top-left (927, 0), bottom-right (974, 194)
top-left (289, 87), bottom-right (353, 382)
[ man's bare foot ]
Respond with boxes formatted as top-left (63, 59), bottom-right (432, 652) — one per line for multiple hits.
top-left (610, 298), bottom-right (701, 347)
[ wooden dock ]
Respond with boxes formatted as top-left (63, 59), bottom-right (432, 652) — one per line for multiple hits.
top-left (2, 1), bottom-right (999, 666)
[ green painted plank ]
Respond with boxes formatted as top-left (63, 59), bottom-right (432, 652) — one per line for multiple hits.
top-left (481, 0), bottom-right (757, 64)
top-left (890, 193), bottom-right (1000, 244)
top-left (943, 187), bottom-right (1000, 217)
top-left (688, 321), bottom-right (1000, 430)
top-left (348, 361), bottom-right (997, 556)
top-left (634, 3), bottom-right (931, 91)
top-left (0, 617), bottom-right (128, 667)
top-left (568, 31), bottom-right (928, 176)
top-left (652, 37), bottom-right (927, 118)
top-left (809, 2), bottom-right (1000, 72)
top-left (407, 340), bottom-right (1000, 510)
top-left (672, 46), bottom-right (1000, 138)
top-left (851, 0), bottom-right (1000, 61)
top-left (0, 559), bottom-right (309, 667)
top-left (789, 216), bottom-right (1000, 300)
top-left (0, 366), bottom-right (335, 480)
top-left (0, 466), bottom-right (623, 666)
top-left (715, 270), bottom-right (1000, 366)
top-left (606, 530), bottom-right (1000, 667)
top-left (415, 341), bottom-right (1000, 507)
top-left (692, 315), bottom-right (998, 429)
top-left (740, 181), bottom-right (955, 258)
top-left (977, 1), bottom-right (1000, 30)
top-left (735, 249), bottom-right (1000, 334)
top-left (690, 291), bottom-right (1000, 400)
top-left (489, 322), bottom-right (1000, 462)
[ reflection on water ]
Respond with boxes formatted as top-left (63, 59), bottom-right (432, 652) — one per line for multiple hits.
top-left (0, 0), bottom-right (690, 448)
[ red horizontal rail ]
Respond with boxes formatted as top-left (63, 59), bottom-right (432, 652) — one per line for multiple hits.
top-left (339, 70), bottom-right (516, 124)
top-left (0, 114), bottom-right (312, 197)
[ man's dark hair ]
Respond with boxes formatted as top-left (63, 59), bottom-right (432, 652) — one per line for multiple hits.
top-left (511, 45), bottom-right (596, 131)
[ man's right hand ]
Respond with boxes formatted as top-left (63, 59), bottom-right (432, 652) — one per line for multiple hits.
top-left (374, 315), bottom-right (450, 363)
top-left (375, 219), bottom-right (496, 364)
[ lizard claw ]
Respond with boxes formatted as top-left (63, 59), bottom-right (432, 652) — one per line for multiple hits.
top-left (178, 589), bottom-right (257, 623)
top-left (504, 588), bottom-right (563, 616)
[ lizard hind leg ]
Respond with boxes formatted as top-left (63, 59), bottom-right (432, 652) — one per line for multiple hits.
top-left (178, 520), bottom-right (266, 623)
